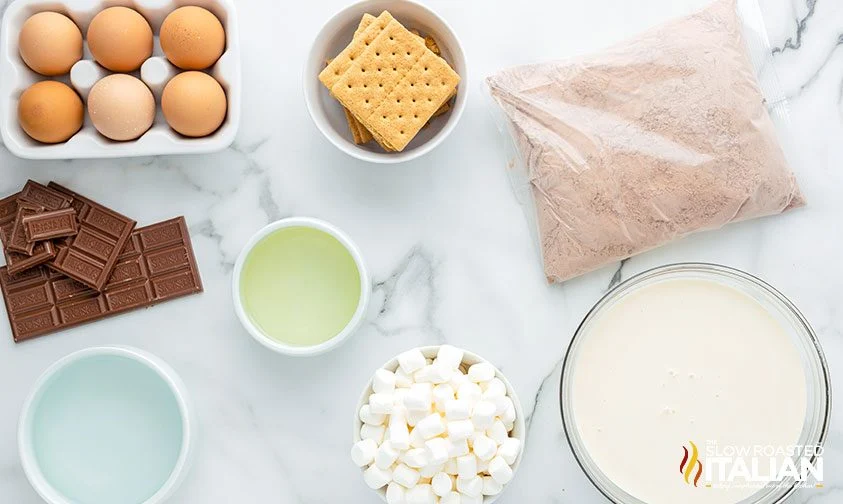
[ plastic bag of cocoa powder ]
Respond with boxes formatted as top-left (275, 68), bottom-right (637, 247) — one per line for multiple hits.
top-left (486, 0), bottom-right (804, 283)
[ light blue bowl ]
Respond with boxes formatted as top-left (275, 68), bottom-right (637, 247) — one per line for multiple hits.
top-left (19, 347), bottom-right (195, 504)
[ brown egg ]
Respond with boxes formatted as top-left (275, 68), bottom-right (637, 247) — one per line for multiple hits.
top-left (18, 81), bottom-right (83, 143)
top-left (18, 12), bottom-right (83, 76)
top-left (87, 74), bottom-right (155, 141)
top-left (162, 72), bottom-right (227, 137)
top-left (87, 7), bottom-right (153, 72)
top-left (160, 6), bottom-right (226, 70)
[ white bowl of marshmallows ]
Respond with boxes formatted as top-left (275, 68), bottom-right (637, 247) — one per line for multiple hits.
top-left (352, 345), bottom-right (525, 504)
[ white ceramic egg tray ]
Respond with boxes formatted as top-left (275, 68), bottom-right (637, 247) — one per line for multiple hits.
top-left (0, 0), bottom-right (241, 159)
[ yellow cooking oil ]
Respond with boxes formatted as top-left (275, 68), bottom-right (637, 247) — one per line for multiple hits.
top-left (240, 226), bottom-right (361, 346)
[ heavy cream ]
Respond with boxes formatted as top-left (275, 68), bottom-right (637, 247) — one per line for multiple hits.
top-left (570, 278), bottom-right (808, 504)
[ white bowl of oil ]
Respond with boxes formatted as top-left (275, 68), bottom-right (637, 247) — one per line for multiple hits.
top-left (232, 217), bottom-right (371, 357)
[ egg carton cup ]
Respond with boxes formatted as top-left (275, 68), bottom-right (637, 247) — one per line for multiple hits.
top-left (354, 345), bottom-right (526, 503)
top-left (0, 0), bottom-right (241, 159)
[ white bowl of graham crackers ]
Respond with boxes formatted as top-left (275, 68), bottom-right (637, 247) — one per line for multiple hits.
top-left (305, 0), bottom-right (466, 164)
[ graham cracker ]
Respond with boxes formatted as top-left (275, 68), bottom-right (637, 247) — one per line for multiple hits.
top-left (331, 21), bottom-right (460, 151)
top-left (320, 11), bottom-right (394, 90)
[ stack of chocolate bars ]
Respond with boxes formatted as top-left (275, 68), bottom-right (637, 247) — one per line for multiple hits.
top-left (0, 180), bottom-right (203, 342)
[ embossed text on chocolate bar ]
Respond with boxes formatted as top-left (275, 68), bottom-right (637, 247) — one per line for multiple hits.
top-left (23, 207), bottom-right (78, 242)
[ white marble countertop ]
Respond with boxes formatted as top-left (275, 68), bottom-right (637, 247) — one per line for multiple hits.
top-left (0, 0), bottom-right (841, 502)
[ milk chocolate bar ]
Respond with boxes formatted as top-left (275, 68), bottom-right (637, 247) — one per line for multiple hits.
top-left (0, 217), bottom-right (203, 342)
top-left (23, 207), bottom-right (78, 242)
top-left (45, 183), bottom-right (136, 291)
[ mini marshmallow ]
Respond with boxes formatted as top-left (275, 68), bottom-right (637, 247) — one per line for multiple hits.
top-left (369, 393), bottom-right (395, 415)
top-left (456, 454), bottom-right (477, 479)
top-left (413, 365), bottom-right (434, 383)
top-left (436, 345), bottom-right (464, 370)
top-left (429, 362), bottom-right (454, 384)
top-left (361, 424), bottom-right (386, 444)
top-left (488, 456), bottom-right (513, 484)
top-left (351, 438), bottom-right (378, 467)
top-left (473, 434), bottom-right (497, 462)
top-left (373, 368), bottom-right (397, 394)
top-left (409, 427), bottom-right (427, 448)
top-left (375, 440), bottom-right (401, 469)
top-left (440, 492), bottom-right (461, 504)
top-left (494, 396), bottom-right (515, 417)
top-left (448, 371), bottom-right (468, 392)
top-left (476, 457), bottom-right (489, 474)
top-left (386, 482), bottom-right (407, 504)
top-left (501, 402), bottom-right (516, 426)
top-left (471, 401), bottom-right (497, 430)
top-left (405, 484), bottom-right (435, 504)
top-left (447, 438), bottom-right (469, 458)
top-left (416, 413), bottom-right (446, 439)
top-left (363, 464), bottom-right (392, 489)
top-left (482, 476), bottom-right (503, 496)
top-left (407, 407), bottom-right (430, 428)
top-left (419, 463), bottom-right (443, 479)
top-left (393, 389), bottom-right (408, 408)
top-left (467, 362), bottom-right (496, 383)
top-left (398, 349), bottom-right (427, 374)
top-left (456, 382), bottom-right (482, 406)
top-left (487, 420), bottom-right (509, 446)
top-left (447, 419), bottom-right (474, 441)
top-left (432, 472), bottom-right (454, 497)
top-left (481, 377), bottom-right (506, 399)
top-left (404, 383), bottom-right (433, 412)
top-left (392, 463), bottom-right (421, 488)
top-left (403, 448), bottom-right (430, 469)
top-left (432, 384), bottom-right (455, 412)
top-left (444, 458), bottom-right (459, 475)
top-left (359, 404), bottom-right (386, 426)
top-left (425, 437), bottom-right (450, 465)
top-left (444, 398), bottom-right (471, 421)
top-left (395, 367), bottom-right (414, 388)
top-left (389, 409), bottom-right (411, 450)
top-left (498, 437), bottom-right (521, 465)
top-left (456, 475), bottom-right (483, 497)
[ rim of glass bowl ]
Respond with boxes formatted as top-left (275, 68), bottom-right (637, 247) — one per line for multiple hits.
top-left (558, 263), bottom-right (831, 504)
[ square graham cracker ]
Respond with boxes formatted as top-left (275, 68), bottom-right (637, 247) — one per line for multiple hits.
top-left (332, 25), bottom-right (460, 151)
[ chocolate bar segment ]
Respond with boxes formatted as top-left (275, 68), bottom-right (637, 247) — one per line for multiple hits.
top-left (23, 207), bottom-right (78, 242)
top-left (0, 193), bottom-right (19, 228)
top-left (0, 182), bottom-right (75, 275)
top-left (19, 180), bottom-right (73, 210)
top-left (1, 216), bottom-right (57, 275)
top-left (7, 203), bottom-right (44, 255)
top-left (0, 217), bottom-right (203, 342)
top-left (45, 183), bottom-right (136, 291)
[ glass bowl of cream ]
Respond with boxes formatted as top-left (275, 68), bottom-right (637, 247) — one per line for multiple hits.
top-left (559, 263), bottom-right (830, 504)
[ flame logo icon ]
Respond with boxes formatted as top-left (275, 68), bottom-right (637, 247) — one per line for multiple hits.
top-left (680, 441), bottom-right (703, 487)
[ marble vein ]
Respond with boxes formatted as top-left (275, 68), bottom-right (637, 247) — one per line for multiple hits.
top-left (772, 0), bottom-right (817, 54)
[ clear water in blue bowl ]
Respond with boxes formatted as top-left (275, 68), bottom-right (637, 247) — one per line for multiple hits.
top-left (30, 354), bottom-right (184, 504)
